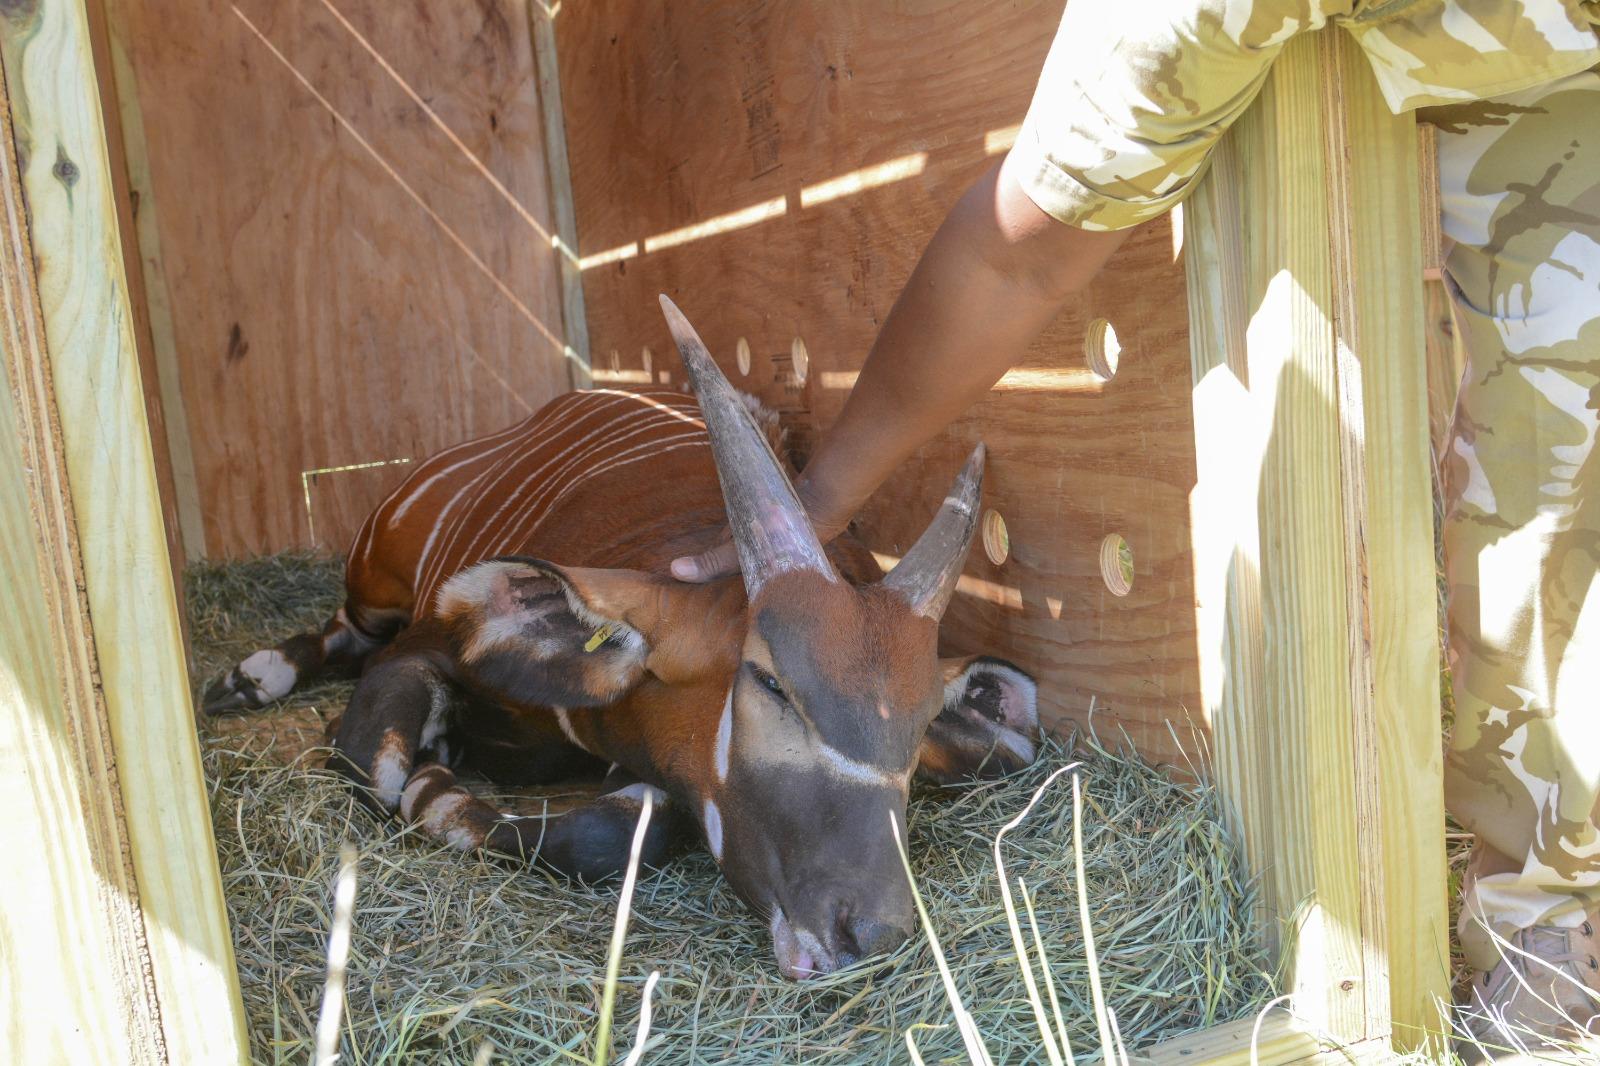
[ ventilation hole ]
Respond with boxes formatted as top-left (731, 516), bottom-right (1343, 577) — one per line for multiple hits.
top-left (982, 510), bottom-right (1010, 566)
top-left (736, 337), bottom-right (752, 377)
top-left (790, 337), bottom-right (809, 386)
top-left (609, 349), bottom-right (621, 371)
top-left (1085, 318), bottom-right (1121, 381)
top-left (1099, 534), bottom-right (1133, 597)
top-left (642, 346), bottom-right (654, 374)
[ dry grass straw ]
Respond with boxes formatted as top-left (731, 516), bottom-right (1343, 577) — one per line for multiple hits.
top-left (190, 552), bottom-right (1271, 1064)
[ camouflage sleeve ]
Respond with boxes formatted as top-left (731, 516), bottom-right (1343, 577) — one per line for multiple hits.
top-left (1011, 0), bottom-right (1349, 231)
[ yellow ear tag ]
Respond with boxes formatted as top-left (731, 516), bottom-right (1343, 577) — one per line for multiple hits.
top-left (584, 623), bottom-right (617, 653)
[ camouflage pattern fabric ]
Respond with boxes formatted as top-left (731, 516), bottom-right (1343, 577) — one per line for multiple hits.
top-left (1008, 0), bottom-right (1600, 971)
top-left (1012, 0), bottom-right (1599, 230)
top-left (1427, 69), bottom-right (1600, 970)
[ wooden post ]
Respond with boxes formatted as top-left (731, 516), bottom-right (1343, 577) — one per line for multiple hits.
top-left (0, 0), bottom-right (245, 1061)
top-left (528, 0), bottom-right (592, 390)
top-left (1184, 28), bottom-right (1448, 1053)
top-left (98, 0), bottom-right (208, 562)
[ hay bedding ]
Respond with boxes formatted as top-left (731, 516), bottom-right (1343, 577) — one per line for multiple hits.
top-left (189, 553), bottom-right (1272, 1065)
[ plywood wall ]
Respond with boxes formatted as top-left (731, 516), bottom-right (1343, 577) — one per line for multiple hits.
top-left (110, 0), bottom-right (573, 557)
top-left (554, 0), bottom-right (1202, 760)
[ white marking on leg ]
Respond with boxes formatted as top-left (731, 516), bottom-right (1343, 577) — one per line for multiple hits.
top-left (418, 677), bottom-right (452, 751)
top-left (398, 772), bottom-right (436, 822)
top-left (239, 649), bottom-right (296, 700)
top-left (444, 824), bottom-right (481, 850)
top-left (714, 687), bottom-right (733, 783)
top-left (326, 607), bottom-right (381, 657)
top-left (419, 792), bottom-right (471, 838)
top-left (553, 708), bottom-right (594, 755)
top-left (702, 798), bottom-right (724, 862)
top-left (609, 782), bottom-right (667, 806)
top-left (371, 746), bottom-right (410, 810)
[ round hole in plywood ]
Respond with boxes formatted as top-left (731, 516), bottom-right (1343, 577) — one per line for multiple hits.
top-left (1099, 533), bottom-right (1133, 597)
top-left (642, 346), bottom-right (654, 374)
top-left (982, 509), bottom-right (1010, 566)
top-left (790, 337), bottom-right (809, 386)
top-left (736, 337), bottom-right (752, 377)
top-left (1085, 318), bottom-right (1121, 381)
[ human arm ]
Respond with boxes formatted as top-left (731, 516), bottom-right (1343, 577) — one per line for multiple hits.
top-left (669, 156), bottom-right (1127, 581)
top-left (673, 0), bottom-right (1326, 582)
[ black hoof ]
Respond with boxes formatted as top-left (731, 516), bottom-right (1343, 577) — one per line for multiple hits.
top-left (201, 669), bottom-right (266, 716)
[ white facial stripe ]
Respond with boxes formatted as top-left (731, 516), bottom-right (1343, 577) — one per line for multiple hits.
top-left (733, 701), bottom-right (913, 789)
top-left (703, 798), bottom-right (724, 862)
top-left (714, 687), bottom-right (733, 783)
top-left (816, 741), bottom-right (912, 790)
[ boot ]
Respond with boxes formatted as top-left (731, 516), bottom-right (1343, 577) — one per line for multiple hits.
top-left (1458, 918), bottom-right (1600, 1062)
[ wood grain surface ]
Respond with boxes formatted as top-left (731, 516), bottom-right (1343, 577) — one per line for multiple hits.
top-left (0, 0), bottom-right (248, 1057)
top-left (110, 0), bottom-right (572, 556)
top-left (555, 0), bottom-right (1203, 763)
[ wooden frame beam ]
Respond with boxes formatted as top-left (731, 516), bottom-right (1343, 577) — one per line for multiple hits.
top-left (1184, 27), bottom-right (1448, 1054)
top-left (528, 0), bottom-right (591, 390)
top-left (0, 0), bottom-right (245, 1060)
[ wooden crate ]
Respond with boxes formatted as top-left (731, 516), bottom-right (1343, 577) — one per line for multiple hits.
top-left (0, 0), bottom-right (1447, 1061)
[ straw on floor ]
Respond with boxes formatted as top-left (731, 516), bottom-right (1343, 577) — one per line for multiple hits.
top-left (189, 552), bottom-right (1272, 1064)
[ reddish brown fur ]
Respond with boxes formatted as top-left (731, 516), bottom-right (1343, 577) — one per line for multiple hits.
top-left (208, 385), bottom-right (1040, 976)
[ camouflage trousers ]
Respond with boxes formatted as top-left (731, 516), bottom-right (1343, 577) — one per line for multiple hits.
top-left (1429, 67), bottom-right (1600, 971)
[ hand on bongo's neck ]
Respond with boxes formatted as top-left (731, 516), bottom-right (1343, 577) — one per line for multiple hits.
top-left (669, 474), bottom-right (852, 583)
top-left (669, 155), bottom-right (1131, 584)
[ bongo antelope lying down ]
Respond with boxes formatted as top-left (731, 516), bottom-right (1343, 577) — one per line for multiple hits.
top-left (206, 297), bottom-right (1040, 979)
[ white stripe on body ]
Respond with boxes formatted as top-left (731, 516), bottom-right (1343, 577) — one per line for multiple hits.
top-left (386, 416), bottom-right (534, 529)
top-left (413, 397), bottom-right (621, 595)
top-left (418, 393), bottom-right (697, 599)
top-left (407, 395), bottom-right (625, 596)
top-left (347, 415), bottom-right (534, 579)
top-left (437, 402), bottom-right (703, 591)
top-left (418, 406), bottom-right (707, 605)
top-left (455, 430), bottom-right (711, 586)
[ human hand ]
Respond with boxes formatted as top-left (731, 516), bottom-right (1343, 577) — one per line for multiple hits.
top-left (670, 476), bottom-right (851, 583)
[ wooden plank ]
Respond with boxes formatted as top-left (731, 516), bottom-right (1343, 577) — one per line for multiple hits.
top-left (1185, 28), bottom-right (1445, 1050)
top-left (528, 0), bottom-right (590, 388)
top-left (302, 455), bottom-right (414, 552)
top-left (1326, 33), bottom-right (1449, 1047)
top-left (1422, 279), bottom-right (1466, 460)
top-left (1131, 1013), bottom-right (1388, 1066)
top-left (0, 57), bottom-right (163, 1063)
top-left (111, 0), bottom-right (570, 556)
top-left (554, 0), bottom-right (1203, 764)
top-left (1186, 26), bottom-right (1360, 1042)
top-left (1417, 125), bottom-right (1444, 281)
top-left (99, 0), bottom-right (205, 561)
top-left (0, 0), bottom-right (246, 1060)
top-left (1416, 126), bottom-right (1467, 457)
